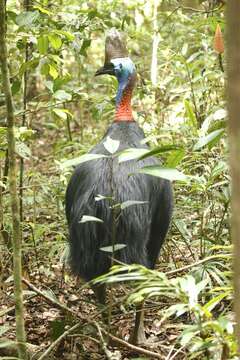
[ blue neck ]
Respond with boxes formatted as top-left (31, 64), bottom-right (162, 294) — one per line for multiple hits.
top-left (116, 80), bottom-right (128, 106)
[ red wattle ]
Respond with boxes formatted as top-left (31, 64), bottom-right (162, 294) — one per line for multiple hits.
top-left (115, 88), bottom-right (134, 122)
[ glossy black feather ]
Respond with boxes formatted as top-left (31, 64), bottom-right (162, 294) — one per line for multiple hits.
top-left (65, 122), bottom-right (173, 281)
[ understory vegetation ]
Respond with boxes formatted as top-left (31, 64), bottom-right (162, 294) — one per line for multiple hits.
top-left (0, 1), bottom-right (235, 359)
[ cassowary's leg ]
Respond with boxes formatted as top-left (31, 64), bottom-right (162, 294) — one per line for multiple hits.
top-left (91, 284), bottom-right (107, 321)
top-left (130, 302), bottom-right (147, 345)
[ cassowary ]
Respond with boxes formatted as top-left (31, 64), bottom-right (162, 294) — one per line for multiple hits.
top-left (65, 29), bottom-right (173, 344)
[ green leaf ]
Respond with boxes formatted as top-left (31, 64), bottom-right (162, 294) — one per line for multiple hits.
top-left (80, 39), bottom-right (91, 55)
top-left (166, 149), bottom-right (185, 168)
top-left (103, 136), bottom-right (120, 154)
top-left (79, 215), bottom-right (103, 223)
top-left (0, 325), bottom-right (10, 337)
top-left (139, 145), bottom-right (181, 160)
top-left (19, 58), bottom-right (39, 76)
top-left (49, 64), bottom-right (58, 79)
top-left (53, 90), bottom-right (71, 101)
top-left (136, 166), bottom-right (188, 181)
top-left (184, 99), bottom-right (198, 129)
top-left (15, 142), bottom-right (31, 159)
top-left (33, 5), bottom-right (51, 15)
top-left (0, 340), bottom-right (16, 349)
top-left (193, 129), bottom-right (225, 151)
top-left (11, 80), bottom-right (21, 95)
top-left (120, 200), bottom-right (148, 210)
top-left (37, 35), bottom-right (49, 55)
top-left (61, 154), bottom-right (107, 168)
top-left (52, 108), bottom-right (67, 120)
top-left (16, 11), bottom-right (39, 27)
top-left (54, 30), bottom-right (75, 41)
top-left (52, 108), bottom-right (72, 120)
top-left (40, 62), bottom-right (49, 76)
top-left (48, 34), bottom-right (62, 50)
top-left (44, 80), bottom-right (53, 92)
top-left (118, 148), bottom-right (148, 163)
top-left (100, 244), bottom-right (126, 253)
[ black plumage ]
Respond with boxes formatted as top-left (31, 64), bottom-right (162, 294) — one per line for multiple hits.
top-left (66, 121), bottom-right (173, 281)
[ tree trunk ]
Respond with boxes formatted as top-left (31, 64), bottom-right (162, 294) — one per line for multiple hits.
top-left (227, 1), bottom-right (240, 353)
top-left (0, 1), bottom-right (27, 358)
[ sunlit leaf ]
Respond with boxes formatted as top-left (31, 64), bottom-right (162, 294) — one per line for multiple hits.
top-left (118, 148), bottom-right (148, 163)
top-left (53, 90), bottom-right (71, 101)
top-left (193, 129), bottom-right (225, 151)
top-left (48, 34), bottom-right (62, 50)
top-left (61, 154), bottom-right (107, 168)
top-left (49, 64), bottom-right (58, 79)
top-left (120, 200), bottom-right (148, 210)
top-left (79, 215), bottom-right (103, 223)
top-left (16, 11), bottom-right (39, 27)
top-left (100, 244), bottom-right (126, 253)
top-left (136, 166), bottom-right (188, 181)
top-left (37, 35), bottom-right (49, 55)
top-left (103, 136), bottom-right (120, 154)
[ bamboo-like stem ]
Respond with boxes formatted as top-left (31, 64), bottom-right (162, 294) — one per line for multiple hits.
top-left (0, 1), bottom-right (27, 359)
top-left (19, 0), bottom-right (30, 223)
top-left (150, 0), bottom-right (159, 86)
top-left (227, 1), bottom-right (240, 353)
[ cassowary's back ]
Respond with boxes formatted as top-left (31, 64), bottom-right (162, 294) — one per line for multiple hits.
top-left (66, 122), bottom-right (173, 281)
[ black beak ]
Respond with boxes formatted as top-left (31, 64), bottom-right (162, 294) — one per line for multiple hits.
top-left (95, 63), bottom-right (115, 76)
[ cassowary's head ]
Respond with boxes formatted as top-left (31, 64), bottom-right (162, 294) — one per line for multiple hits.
top-left (95, 28), bottom-right (137, 120)
top-left (95, 28), bottom-right (137, 86)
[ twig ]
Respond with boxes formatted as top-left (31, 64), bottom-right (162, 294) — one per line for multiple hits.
top-left (0, 294), bottom-right (36, 317)
top-left (37, 322), bottom-right (81, 360)
top-left (22, 277), bottom-right (79, 318)
top-left (166, 254), bottom-right (231, 276)
top-left (95, 322), bottom-right (116, 360)
top-left (99, 327), bottom-right (165, 360)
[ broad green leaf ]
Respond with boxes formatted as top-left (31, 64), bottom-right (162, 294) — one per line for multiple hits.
top-left (166, 149), bottom-right (185, 167)
top-left (0, 340), bottom-right (16, 349)
top-left (45, 80), bottom-right (53, 92)
top-left (103, 136), bottom-right (120, 154)
top-left (80, 39), bottom-right (91, 55)
top-left (40, 61), bottom-right (49, 76)
top-left (54, 30), bottom-right (75, 41)
top-left (61, 154), bottom-right (107, 168)
top-left (193, 129), bottom-right (225, 151)
top-left (16, 11), bottom-right (39, 27)
top-left (136, 166), bottom-right (188, 181)
top-left (184, 99), bottom-right (198, 129)
top-left (118, 148), bottom-right (148, 163)
top-left (48, 34), bottom-right (62, 50)
top-left (53, 90), bottom-right (72, 101)
top-left (37, 35), bottom-right (49, 55)
top-left (120, 200), bottom-right (148, 210)
top-left (139, 145), bottom-right (181, 161)
top-left (11, 80), bottom-right (21, 95)
top-left (213, 109), bottom-right (227, 121)
top-left (33, 5), bottom-right (51, 15)
top-left (100, 244), bottom-right (126, 253)
top-left (79, 215), bottom-right (103, 223)
top-left (19, 58), bottom-right (39, 76)
top-left (203, 293), bottom-right (229, 312)
top-left (15, 142), bottom-right (31, 159)
top-left (52, 108), bottom-right (67, 120)
top-left (0, 325), bottom-right (10, 337)
top-left (49, 64), bottom-right (58, 79)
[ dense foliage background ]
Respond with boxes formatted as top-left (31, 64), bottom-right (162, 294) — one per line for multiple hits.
top-left (0, 1), bottom-right (234, 359)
